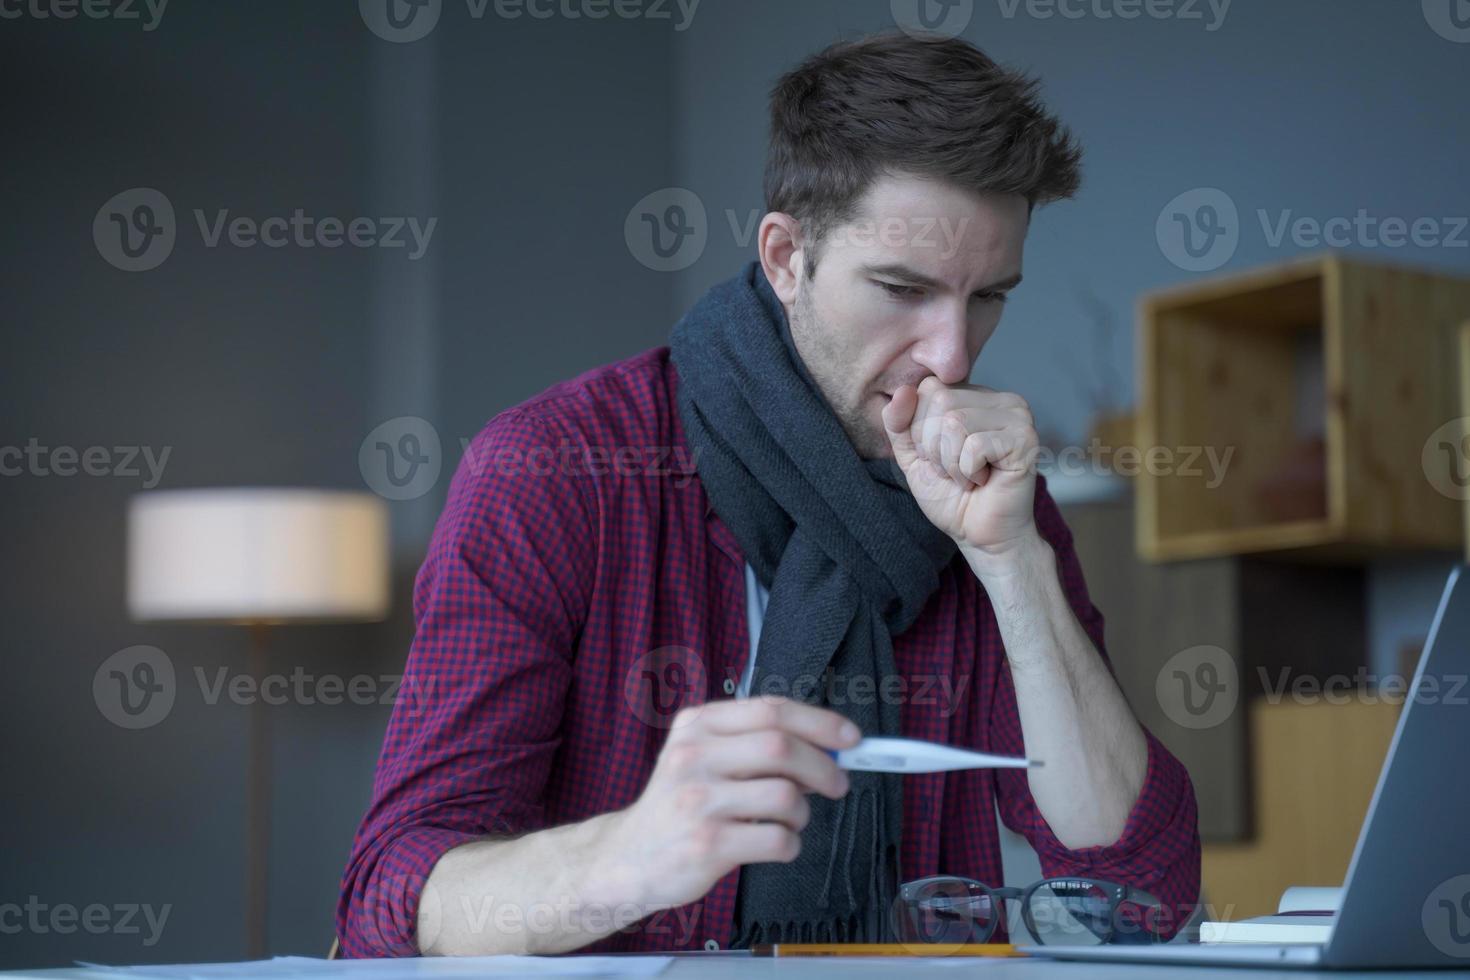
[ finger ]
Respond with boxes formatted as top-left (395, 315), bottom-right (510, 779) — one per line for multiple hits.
top-left (959, 430), bottom-right (1001, 486)
top-left (695, 730), bottom-right (850, 799)
top-left (939, 413), bottom-right (974, 487)
top-left (882, 385), bottom-right (920, 468)
top-left (706, 778), bottom-right (811, 832)
top-left (716, 820), bottom-right (802, 867)
top-left (690, 696), bottom-right (861, 750)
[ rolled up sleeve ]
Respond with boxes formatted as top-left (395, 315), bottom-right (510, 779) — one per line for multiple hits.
top-left (336, 409), bottom-right (596, 957)
top-left (990, 476), bottom-right (1202, 939)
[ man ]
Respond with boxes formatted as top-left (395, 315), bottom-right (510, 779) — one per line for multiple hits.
top-left (338, 31), bottom-right (1200, 957)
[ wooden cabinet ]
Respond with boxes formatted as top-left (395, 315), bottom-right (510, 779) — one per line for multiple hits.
top-left (1136, 255), bottom-right (1470, 562)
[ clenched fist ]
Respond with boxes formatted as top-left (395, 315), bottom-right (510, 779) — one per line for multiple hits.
top-left (881, 376), bottom-right (1040, 558)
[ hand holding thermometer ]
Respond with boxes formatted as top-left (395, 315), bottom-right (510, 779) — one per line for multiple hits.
top-left (829, 736), bottom-right (1041, 774)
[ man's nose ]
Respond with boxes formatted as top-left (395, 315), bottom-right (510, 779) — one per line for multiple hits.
top-left (911, 307), bottom-right (973, 386)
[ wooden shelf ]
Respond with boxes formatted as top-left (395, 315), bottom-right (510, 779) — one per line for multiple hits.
top-left (1462, 321), bottom-right (1470, 562)
top-left (1137, 254), bottom-right (1470, 563)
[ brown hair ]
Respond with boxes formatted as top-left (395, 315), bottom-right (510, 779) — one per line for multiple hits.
top-left (765, 31), bottom-right (1082, 269)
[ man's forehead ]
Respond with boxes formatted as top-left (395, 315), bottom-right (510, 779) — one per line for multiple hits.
top-left (828, 178), bottom-right (1027, 285)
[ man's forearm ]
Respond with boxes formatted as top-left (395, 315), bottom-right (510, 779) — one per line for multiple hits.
top-left (418, 811), bottom-right (643, 956)
top-left (964, 532), bottom-right (1147, 850)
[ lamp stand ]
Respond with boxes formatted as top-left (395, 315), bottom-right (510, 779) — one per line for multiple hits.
top-left (245, 623), bottom-right (272, 959)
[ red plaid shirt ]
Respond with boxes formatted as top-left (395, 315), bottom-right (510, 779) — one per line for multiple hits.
top-left (337, 346), bottom-right (1201, 956)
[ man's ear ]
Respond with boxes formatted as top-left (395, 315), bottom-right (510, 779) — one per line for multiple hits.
top-left (757, 212), bottom-right (804, 305)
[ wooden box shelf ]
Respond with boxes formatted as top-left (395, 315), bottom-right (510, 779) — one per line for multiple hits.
top-left (1137, 254), bottom-right (1470, 563)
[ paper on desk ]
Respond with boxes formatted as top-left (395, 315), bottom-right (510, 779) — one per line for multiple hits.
top-left (76, 954), bottom-right (671, 979)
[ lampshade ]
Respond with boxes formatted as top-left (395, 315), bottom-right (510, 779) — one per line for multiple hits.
top-left (127, 488), bottom-right (390, 623)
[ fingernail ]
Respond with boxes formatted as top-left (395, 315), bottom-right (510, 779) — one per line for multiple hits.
top-left (840, 721), bottom-right (861, 743)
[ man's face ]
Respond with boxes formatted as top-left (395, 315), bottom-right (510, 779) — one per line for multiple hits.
top-left (784, 175), bottom-right (1029, 459)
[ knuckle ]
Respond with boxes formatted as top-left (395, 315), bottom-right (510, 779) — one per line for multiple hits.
top-left (674, 782), bottom-right (710, 816)
top-left (664, 742), bottom-right (702, 776)
top-left (775, 828), bottom-right (802, 862)
top-left (760, 731), bottom-right (793, 761)
top-left (771, 780), bottom-right (802, 811)
top-left (748, 698), bottom-right (782, 729)
top-left (687, 821), bottom-right (720, 863)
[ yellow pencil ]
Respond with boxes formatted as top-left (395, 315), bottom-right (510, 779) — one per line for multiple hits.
top-left (750, 942), bottom-right (1026, 957)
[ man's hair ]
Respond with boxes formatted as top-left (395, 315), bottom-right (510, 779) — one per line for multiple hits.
top-left (764, 31), bottom-right (1082, 269)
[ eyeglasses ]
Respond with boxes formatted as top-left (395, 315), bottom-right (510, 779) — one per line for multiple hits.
top-left (897, 875), bottom-right (1169, 947)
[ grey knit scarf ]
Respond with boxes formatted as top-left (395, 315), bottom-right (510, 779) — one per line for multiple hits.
top-left (669, 261), bottom-right (956, 946)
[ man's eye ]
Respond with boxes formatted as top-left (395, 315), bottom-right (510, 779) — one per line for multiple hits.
top-left (878, 280), bottom-right (920, 298)
top-left (973, 290), bottom-right (1010, 304)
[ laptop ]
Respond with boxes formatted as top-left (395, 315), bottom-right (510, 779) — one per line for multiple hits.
top-left (1023, 565), bottom-right (1470, 969)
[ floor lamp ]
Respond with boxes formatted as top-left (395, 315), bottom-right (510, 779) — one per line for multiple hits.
top-left (126, 488), bottom-right (390, 959)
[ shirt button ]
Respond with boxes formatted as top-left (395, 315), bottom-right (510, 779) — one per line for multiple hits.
top-left (704, 939), bottom-right (720, 951)
top-left (722, 678), bottom-right (736, 696)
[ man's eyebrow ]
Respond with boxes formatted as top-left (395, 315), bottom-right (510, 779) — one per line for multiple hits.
top-left (861, 263), bottom-right (1023, 294)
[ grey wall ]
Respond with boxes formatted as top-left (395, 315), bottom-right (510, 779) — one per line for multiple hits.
top-left (2, 0), bottom-right (1466, 970)
top-left (1, 2), bottom-right (672, 968)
